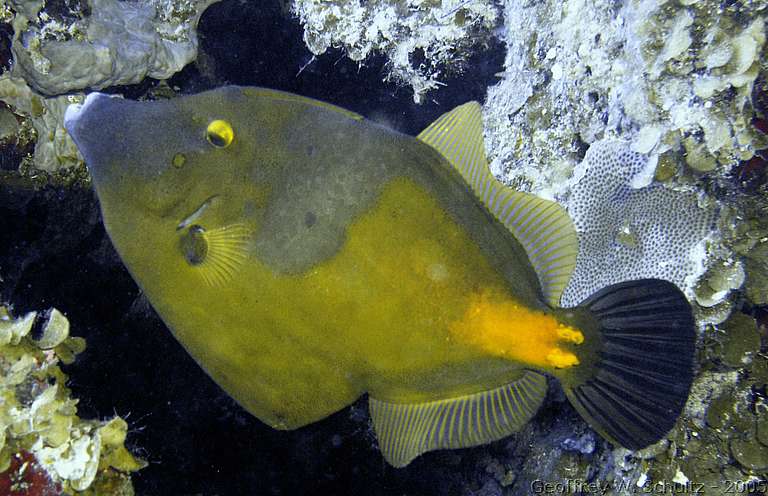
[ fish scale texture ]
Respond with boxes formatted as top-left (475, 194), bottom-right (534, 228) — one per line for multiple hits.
top-left (560, 140), bottom-right (717, 307)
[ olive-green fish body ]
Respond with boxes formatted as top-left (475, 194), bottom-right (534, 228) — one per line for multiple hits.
top-left (65, 86), bottom-right (697, 466)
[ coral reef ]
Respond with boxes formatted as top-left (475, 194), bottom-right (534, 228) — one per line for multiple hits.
top-left (292, 0), bottom-right (499, 103)
top-left (0, 75), bottom-right (83, 174)
top-left (0, 0), bottom-right (221, 176)
top-left (560, 139), bottom-right (717, 307)
top-left (473, 0), bottom-right (768, 491)
top-left (0, 306), bottom-right (145, 494)
top-left (9, 0), bottom-right (218, 96)
top-left (478, 0), bottom-right (766, 330)
top-left (484, 0), bottom-right (767, 191)
top-left (0, 0), bottom-right (766, 492)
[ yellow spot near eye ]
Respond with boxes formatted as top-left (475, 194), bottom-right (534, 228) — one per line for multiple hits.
top-left (206, 119), bottom-right (234, 148)
top-left (449, 290), bottom-right (584, 369)
top-left (172, 152), bottom-right (186, 168)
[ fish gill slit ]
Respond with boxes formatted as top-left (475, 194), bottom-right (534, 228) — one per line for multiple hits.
top-left (177, 195), bottom-right (221, 231)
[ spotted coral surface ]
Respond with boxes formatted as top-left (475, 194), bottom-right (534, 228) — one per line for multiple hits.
top-left (560, 140), bottom-right (718, 306)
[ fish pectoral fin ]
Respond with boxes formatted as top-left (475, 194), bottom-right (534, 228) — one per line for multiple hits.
top-left (417, 103), bottom-right (578, 307)
top-left (180, 222), bottom-right (252, 287)
top-left (369, 371), bottom-right (548, 468)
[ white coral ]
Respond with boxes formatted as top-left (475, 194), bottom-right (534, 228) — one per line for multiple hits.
top-left (292, 0), bottom-right (499, 103)
top-left (560, 140), bottom-right (718, 306)
top-left (483, 0), bottom-right (766, 193)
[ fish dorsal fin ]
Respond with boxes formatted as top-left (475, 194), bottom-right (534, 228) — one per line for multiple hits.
top-left (241, 87), bottom-right (364, 121)
top-left (369, 371), bottom-right (547, 467)
top-left (417, 103), bottom-right (578, 307)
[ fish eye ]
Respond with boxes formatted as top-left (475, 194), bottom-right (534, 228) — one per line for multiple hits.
top-left (206, 119), bottom-right (234, 148)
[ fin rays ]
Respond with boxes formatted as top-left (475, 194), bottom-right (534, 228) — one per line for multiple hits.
top-left (193, 224), bottom-right (252, 287)
top-left (562, 279), bottom-right (696, 450)
top-left (418, 103), bottom-right (580, 305)
top-left (369, 371), bottom-right (547, 467)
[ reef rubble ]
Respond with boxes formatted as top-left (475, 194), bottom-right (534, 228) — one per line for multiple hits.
top-left (0, 307), bottom-right (145, 495)
top-left (474, 0), bottom-right (768, 491)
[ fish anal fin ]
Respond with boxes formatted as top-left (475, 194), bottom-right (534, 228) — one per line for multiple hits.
top-left (369, 371), bottom-right (548, 467)
top-left (417, 103), bottom-right (578, 307)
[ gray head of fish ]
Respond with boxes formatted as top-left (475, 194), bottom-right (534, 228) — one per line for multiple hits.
top-left (65, 92), bottom-right (206, 197)
top-left (64, 87), bottom-right (283, 221)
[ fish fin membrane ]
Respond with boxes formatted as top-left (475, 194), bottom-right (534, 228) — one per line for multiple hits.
top-left (369, 371), bottom-right (547, 467)
top-left (417, 103), bottom-right (577, 306)
top-left (564, 279), bottom-right (696, 450)
top-left (197, 223), bottom-right (251, 287)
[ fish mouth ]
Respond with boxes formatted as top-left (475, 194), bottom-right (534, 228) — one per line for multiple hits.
top-left (64, 92), bottom-right (119, 143)
top-left (64, 92), bottom-right (128, 178)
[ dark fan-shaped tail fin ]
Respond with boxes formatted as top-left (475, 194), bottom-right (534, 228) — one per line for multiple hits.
top-left (562, 279), bottom-right (696, 449)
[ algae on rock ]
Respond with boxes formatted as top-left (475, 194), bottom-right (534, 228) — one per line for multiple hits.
top-left (476, 0), bottom-right (768, 318)
top-left (0, 306), bottom-right (145, 494)
top-left (0, 75), bottom-right (83, 174)
top-left (0, 0), bottom-right (222, 176)
top-left (484, 0), bottom-right (766, 192)
top-left (469, 0), bottom-right (768, 492)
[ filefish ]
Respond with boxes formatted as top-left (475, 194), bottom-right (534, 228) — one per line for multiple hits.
top-left (64, 87), bottom-right (695, 466)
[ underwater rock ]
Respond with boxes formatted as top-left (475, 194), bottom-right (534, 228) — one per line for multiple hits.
top-left (9, 0), bottom-right (218, 96)
top-left (477, 0), bottom-right (767, 322)
top-left (291, 0), bottom-right (498, 103)
top-left (758, 413), bottom-right (768, 447)
top-left (718, 312), bottom-right (761, 368)
top-left (0, 450), bottom-right (60, 496)
top-left (483, 0), bottom-right (766, 195)
top-left (486, 0), bottom-right (765, 183)
top-left (695, 259), bottom-right (746, 308)
top-left (560, 431), bottom-right (596, 455)
top-left (0, 75), bottom-right (82, 174)
top-left (0, 306), bottom-right (145, 493)
top-left (744, 240), bottom-right (768, 306)
top-left (0, 104), bottom-right (18, 140)
top-left (0, 0), bottom-right (225, 175)
top-left (731, 437), bottom-right (768, 472)
top-left (684, 370), bottom-right (741, 427)
top-left (705, 388), bottom-right (738, 430)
